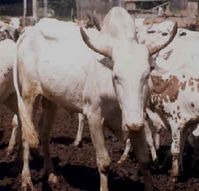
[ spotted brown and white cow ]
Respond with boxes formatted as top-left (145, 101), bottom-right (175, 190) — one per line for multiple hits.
top-left (147, 35), bottom-right (199, 183)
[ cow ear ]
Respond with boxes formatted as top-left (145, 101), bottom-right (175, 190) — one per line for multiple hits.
top-left (98, 57), bottom-right (113, 70)
top-left (150, 65), bottom-right (155, 72)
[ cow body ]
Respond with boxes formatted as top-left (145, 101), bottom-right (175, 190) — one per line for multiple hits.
top-left (15, 7), bottom-right (177, 190)
top-left (148, 34), bottom-right (199, 181)
top-left (15, 17), bottom-right (152, 191)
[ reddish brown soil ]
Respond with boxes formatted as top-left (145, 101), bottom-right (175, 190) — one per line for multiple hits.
top-left (0, 105), bottom-right (198, 191)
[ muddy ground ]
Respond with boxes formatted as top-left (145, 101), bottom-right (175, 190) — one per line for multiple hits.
top-left (0, 105), bottom-right (198, 191)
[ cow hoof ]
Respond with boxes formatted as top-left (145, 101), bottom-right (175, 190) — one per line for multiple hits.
top-left (48, 173), bottom-right (59, 185)
top-left (172, 176), bottom-right (177, 184)
top-left (6, 148), bottom-right (13, 156)
top-left (22, 176), bottom-right (34, 191)
top-left (117, 155), bottom-right (127, 164)
top-left (154, 158), bottom-right (159, 168)
top-left (170, 169), bottom-right (179, 181)
top-left (154, 158), bottom-right (159, 165)
top-left (168, 176), bottom-right (177, 191)
top-left (151, 158), bottom-right (160, 172)
top-left (73, 140), bottom-right (82, 147)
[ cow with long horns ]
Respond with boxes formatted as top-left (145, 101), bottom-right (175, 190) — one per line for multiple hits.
top-left (14, 7), bottom-right (177, 191)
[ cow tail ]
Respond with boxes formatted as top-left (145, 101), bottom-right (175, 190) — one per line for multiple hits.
top-left (13, 54), bottom-right (39, 148)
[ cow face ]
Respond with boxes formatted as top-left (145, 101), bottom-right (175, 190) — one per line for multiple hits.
top-left (111, 42), bottom-right (150, 131)
top-left (80, 7), bottom-right (177, 132)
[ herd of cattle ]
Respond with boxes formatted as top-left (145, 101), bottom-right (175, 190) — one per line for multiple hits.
top-left (0, 6), bottom-right (199, 191)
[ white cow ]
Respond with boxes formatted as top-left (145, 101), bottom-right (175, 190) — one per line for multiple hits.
top-left (0, 20), bottom-right (27, 156)
top-left (73, 20), bottom-right (178, 163)
top-left (0, 39), bottom-right (18, 154)
top-left (14, 7), bottom-right (176, 191)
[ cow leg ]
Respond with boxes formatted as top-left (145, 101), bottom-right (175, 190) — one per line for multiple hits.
top-left (20, 91), bottom-right (38, 190)
top-left (87, 113), bottom-right (111, 191)
top-left (144, 121), bottom-right (157, 162)
top-left (179, 127), bottom-right (188, 172)
top-left (4, 94), bottom-right (19, 155)
top-left (39, 98), bottom-right (58, 184)
top-left (7, 114), bottom-right (18, 155)
top-left (22, 140), bottom-right (33, 191)
top-left (170, 125), bottom-right (184, 182)
top-left (130, 127), bottom-right (153, 191)
top-left (73, 113), bottom-right (85, 146)
top-left (117, 138), bottom-right (131, 164)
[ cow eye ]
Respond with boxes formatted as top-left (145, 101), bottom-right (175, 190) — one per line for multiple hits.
top-left (114, 75), bottom-right (120, 83)
top-left (114, 75), bottom-right (118, 81)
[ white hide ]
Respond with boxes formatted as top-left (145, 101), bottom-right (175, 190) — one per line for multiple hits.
top-left (0, 39), bottom-right (16, 101)
top-left (0, 39), bottom-right (18, 155)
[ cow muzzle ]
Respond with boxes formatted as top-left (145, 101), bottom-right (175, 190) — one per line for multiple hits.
top-left (125, 122), bottom-right (144, 131)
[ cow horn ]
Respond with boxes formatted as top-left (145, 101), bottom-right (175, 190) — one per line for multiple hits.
top-left (147, 22), bottom-right (177, 56)
top-left (80, 27), bottom-right (112, 59)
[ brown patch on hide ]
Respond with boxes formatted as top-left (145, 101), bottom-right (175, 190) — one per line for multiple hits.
top-left (180, 77), bottom-right (199, 92)
top-left (151, 75), bottom-right (180, 103)
top-left (177, 112), bottom-right (181, 120)
top-left (183, 78), bottom-right (199, 92)
top-left (148, 93), bottom-right (172, 120)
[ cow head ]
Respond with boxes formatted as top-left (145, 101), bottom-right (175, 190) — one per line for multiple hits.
top-left (80, 7), bottom-right (177, 132)
top-left (0, 18), bottom-right (21, 42)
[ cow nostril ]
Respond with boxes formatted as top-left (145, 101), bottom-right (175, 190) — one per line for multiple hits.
top-left (162, 32), bottom-right (168, 36)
